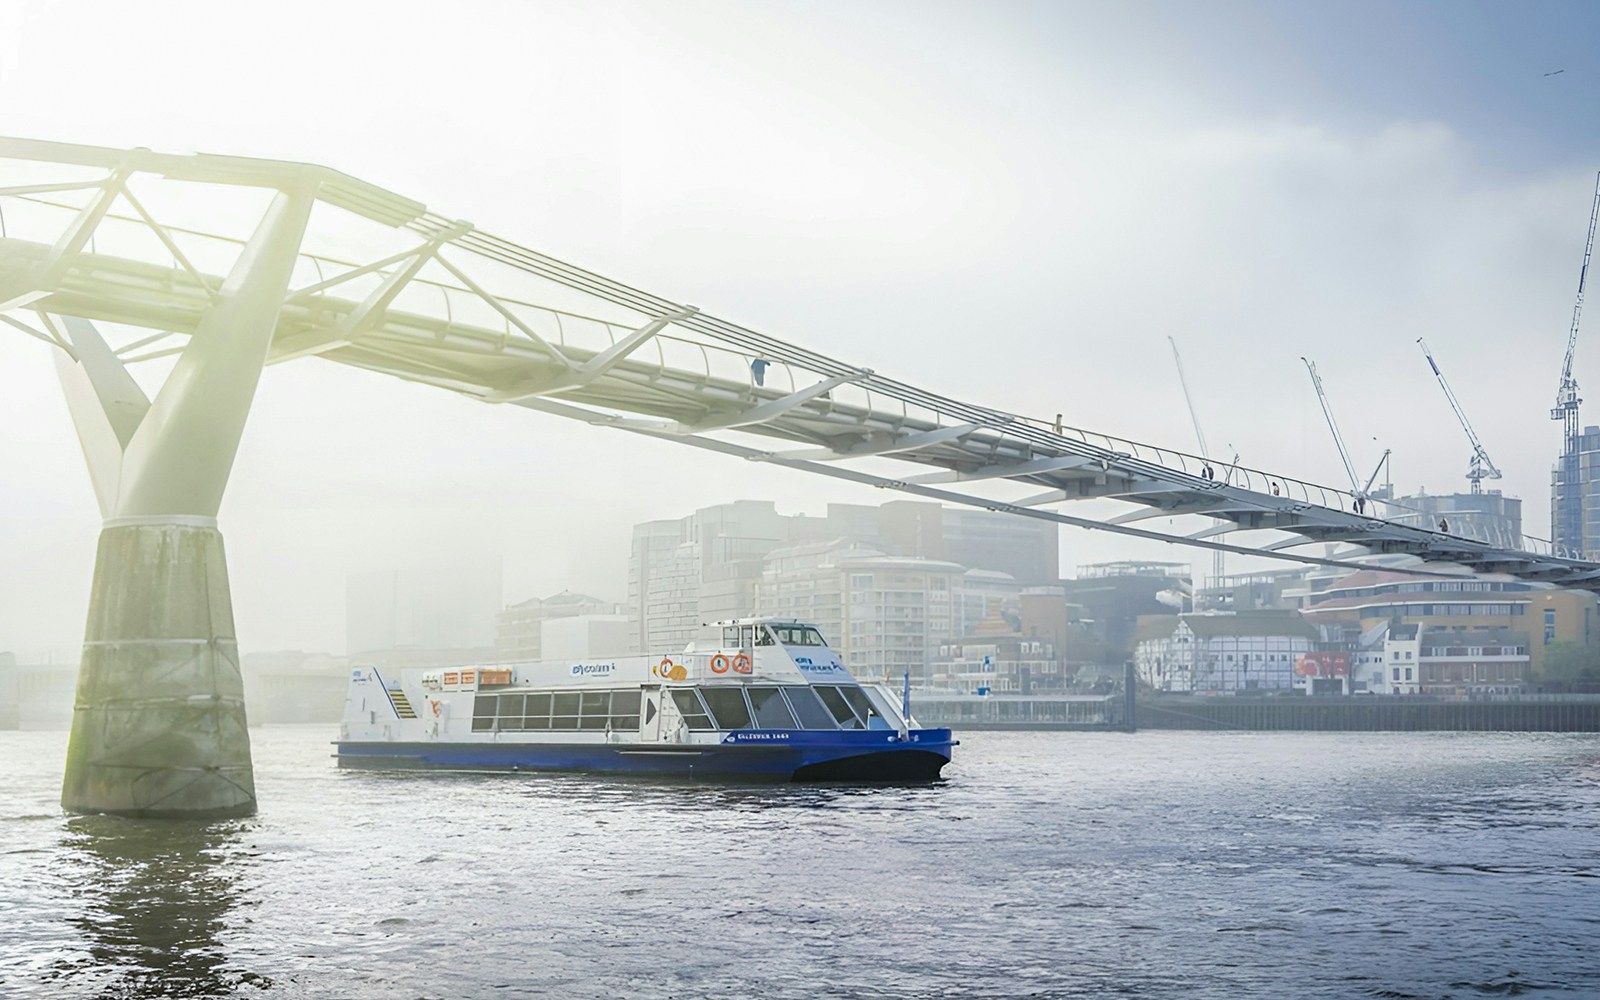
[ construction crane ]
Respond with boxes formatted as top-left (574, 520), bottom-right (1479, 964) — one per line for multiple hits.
top-left (1551, 171), bottom-right (1600, 548)
top-left (1169, 336), bottom-right (1235, 601)
top-left (1301, 357), bottom-right (1390, 505)
top-left (1417, 338), bottom-right (1501, 494)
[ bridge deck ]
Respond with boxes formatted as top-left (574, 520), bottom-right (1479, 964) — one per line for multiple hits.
top-left (4, 137), bottom-right (1595, 588)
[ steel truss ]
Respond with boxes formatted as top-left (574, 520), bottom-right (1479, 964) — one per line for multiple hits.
top-left (5, 137), bottom-right (1599, 590)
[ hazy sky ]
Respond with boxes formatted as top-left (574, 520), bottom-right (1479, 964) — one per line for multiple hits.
top-left (3, 0), bottom-right (1600, 659)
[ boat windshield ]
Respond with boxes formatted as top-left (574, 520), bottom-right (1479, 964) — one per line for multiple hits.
top-left (688, 686), bottom-right (849, 730)
top-left (771, 624), bottom-right (828, 647)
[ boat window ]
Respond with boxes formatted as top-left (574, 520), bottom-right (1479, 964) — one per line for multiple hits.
top-left (782, 686), bottom-right (838, 729)
top-left (472, 694), bottom-right (497, 731)
top-left (608, 689), bottom-right (641, 732)
top-left (471, 689), bottom-right (649, 732)
top-left (747, 686), bottom-right (798, 729)
top-left (860, 687), bottom-right (904, 730)
top-left (723, 626), bottom-right (741, 647)
top-left (700, 687), bottom-right (753, 730)
top-left (498, 694), bottom-right (526, 731)
top-left (498, 694), bottom-right (525, 715)
top-left (815, 686), bottom-right (863, 729)
top-left (552, 691), bottom-right (581, 729)
top-left (772, 624), bottom-right (827, 647)
top-left (669, 689), bottom-right (716, 731)
top-left (839, 686), bottom-right (878, 727)
top-left (756, 627), bottom-right (776, 646)
top-left (578, 691), bottom-right (611, 730)
top-left (741, 625), bottom-right (755, 648)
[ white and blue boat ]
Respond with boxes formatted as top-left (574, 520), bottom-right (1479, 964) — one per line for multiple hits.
top-left (337, 617), bottom-right (956, 780)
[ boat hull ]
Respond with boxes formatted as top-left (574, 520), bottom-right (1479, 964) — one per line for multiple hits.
top-left (336, 729), bottom-right (955, 782)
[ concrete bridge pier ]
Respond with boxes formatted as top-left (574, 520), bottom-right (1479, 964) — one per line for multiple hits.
top-left (55, 187), bottom-right (313, 817)
top-left (62, 518), bottom-right (251, 816)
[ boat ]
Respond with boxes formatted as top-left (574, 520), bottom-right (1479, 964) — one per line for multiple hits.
top-left (336, 617), bottom-right (956, 781)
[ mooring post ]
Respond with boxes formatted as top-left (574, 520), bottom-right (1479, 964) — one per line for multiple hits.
top-left (1123, 660), bottom-right (1137, 733)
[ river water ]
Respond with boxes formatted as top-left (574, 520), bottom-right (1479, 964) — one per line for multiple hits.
top-left (1, 727), bottom-right (1598, 998)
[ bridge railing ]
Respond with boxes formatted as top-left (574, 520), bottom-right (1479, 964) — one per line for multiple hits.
top-left (4, 172), bottom-right (1587, 567)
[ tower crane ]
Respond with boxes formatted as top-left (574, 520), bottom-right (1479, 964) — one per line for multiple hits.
top-left (1302, 357), bottom-right (1390, 505)
top-left (1551, 171), bottom-right (1600, 548)
top-left (1417, 338), bottom-right (1501, 494)
top-left (1169, 336), bottom-right (1236, 600)
top-left (1170, 336), bottom-right (1210, 458)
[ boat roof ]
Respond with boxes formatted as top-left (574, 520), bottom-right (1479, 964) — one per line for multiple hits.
top-left (704, 617), bottom-right (809, 627)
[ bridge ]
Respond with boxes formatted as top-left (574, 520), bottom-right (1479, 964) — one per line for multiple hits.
top-left (3, 137), bottom-right (1595, 817)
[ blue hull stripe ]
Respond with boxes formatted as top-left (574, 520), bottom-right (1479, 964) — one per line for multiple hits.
top-left (337, 728), bottom-right (955, 780)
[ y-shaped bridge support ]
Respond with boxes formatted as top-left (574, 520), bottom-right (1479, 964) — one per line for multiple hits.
top-left (55, 188), bottom-right (312, 817)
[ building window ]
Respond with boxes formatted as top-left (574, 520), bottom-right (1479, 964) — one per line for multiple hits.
top-left (1405, 667), bottom-right (1413, 681)
top-left (1392, 667), bottom-right (1400, 681)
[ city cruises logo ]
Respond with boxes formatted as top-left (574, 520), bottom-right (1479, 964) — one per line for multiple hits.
top-left (794, 656), bottom-right (843, 673)
top-left (570, 662), bottom-right (617, 677)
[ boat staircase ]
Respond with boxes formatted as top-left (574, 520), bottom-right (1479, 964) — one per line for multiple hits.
top-left (388, 689), bottom-right (418, 720)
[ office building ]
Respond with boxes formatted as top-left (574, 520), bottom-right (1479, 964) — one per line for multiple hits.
top-left (1298, 569), bottom-right (1597, 677)
top-left (1552, 424), bottom-right (1600, 555)
top-left (628, 499), bottom-right (1058, 656)
top-left (1064, 561), bottom-right (1192, 658)
top-left (496, 591), bottom-right (622, 660)
top-left (753, 540), bottom-right (964, 682)
top-left (627, 501), bottom-right (790, 653)
top-left (1388, 490), bottom-right (1522, 548)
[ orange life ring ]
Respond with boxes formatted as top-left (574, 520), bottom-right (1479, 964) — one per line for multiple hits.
top-left (732, 653), bottom-right (752, 674)
top-left (430, 699), bottom-right (442, 718)
top-left (709, 653), bottom-right (731, 674)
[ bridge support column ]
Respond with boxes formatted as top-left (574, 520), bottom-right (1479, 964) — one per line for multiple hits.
top-left (56, 187), bottom-right (313, 817)
top-left (62, 518), bottom-right (251, 816)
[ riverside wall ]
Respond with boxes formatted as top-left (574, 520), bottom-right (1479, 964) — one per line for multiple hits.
top-left (1137, 696), bottom-right (1600, 732)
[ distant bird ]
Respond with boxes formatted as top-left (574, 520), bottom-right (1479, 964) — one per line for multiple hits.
top-left (1544, 69), bottom-right (1566, 77)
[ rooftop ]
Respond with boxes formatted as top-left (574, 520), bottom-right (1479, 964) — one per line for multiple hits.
top-left (504, 590), bottom-right (616, 611)
top-left (1181, 611), bottom-right (1319, 640)
top-left (1132, 614), bottom-right (1182, 644)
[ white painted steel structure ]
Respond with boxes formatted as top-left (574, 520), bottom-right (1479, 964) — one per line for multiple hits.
top-left (5, 138), bottom-right (1600, 810)
top-left (7, 140), bottom-right (1600, 577)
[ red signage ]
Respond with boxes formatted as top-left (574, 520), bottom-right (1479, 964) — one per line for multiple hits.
top-left (1294, 652), bottom-right (1349, 678)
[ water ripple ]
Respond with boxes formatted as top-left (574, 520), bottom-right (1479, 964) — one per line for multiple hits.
top-left (1, 729), bottom-right (1598, 998)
